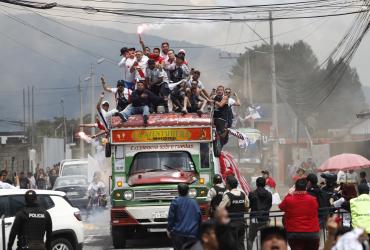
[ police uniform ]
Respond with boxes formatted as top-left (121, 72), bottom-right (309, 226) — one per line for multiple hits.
top-left (208, 184), bottom-right (226, 217)
top-left (7, 191), bottom-right (52, 250)
top-left (219, 189), bottom-right (248, 250)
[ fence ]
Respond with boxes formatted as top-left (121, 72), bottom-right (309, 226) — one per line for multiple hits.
top-left (232, 208), bottom-right (349, 250)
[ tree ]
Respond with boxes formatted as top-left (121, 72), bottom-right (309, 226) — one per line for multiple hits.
top-left (229, 40), bottom-right (367, 132)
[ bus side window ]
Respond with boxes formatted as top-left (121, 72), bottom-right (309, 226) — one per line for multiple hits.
top-left (200, 143), bottom-right (210, 168)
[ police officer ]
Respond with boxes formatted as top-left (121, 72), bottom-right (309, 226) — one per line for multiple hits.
top-left (7, 190), bottom-right (52, 250)
top-left (219, 176), bottom-right (249, 250)
top-left (207, 174), bottom-right (226, 217)
top-left (350, 184), bottom-right (370, 235)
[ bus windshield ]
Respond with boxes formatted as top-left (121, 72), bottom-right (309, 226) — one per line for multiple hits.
top-left (129, 151), bottom-right (195, 175)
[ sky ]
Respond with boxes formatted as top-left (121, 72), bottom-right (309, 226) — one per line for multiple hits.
top-left (0, 0), bottom-right (369, 130)
top-left (9, 0), bottom-right (366, 85)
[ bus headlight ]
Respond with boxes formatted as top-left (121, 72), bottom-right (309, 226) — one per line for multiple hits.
top-left (188, 188), bottom-right (197, 198)
top-left (123, 190), bottom-right (133, 200)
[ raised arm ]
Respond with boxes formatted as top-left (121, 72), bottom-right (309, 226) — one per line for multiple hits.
top-left (233, 93), bottom-right (241, 106)
top-left (101, 77), bottom-right (113, 93)
top-left (139, 35), bottom-right (147, 55)
top-left (215, 95), bottom-right (228, 108)
top-left (96, 92), bottom-right (104, 111)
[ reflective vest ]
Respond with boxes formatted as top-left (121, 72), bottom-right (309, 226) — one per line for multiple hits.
top-left (350, 194), bottom-right (370, 233)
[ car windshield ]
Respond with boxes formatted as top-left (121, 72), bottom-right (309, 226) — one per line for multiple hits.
top-left (54, 176), bottom-right (88, 187)
top-left (62, 163), bottom-right (88, 176)
top-left (129, 151), bottom-right (195, 175)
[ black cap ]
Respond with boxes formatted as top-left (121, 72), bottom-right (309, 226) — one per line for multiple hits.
top-left (25, 190), bottom-right (37, 204)
top-left (117, 80), bottom-right (124, 87)
top-left (175, 54), bottom-right (185, 61)
top-left (148, 59), bottom-right (156, 65)
top-left (120, 47), bottom-right (128, 56)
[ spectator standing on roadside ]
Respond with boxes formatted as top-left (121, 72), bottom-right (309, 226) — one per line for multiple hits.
top-left (306, 173), bottom-right (330, 228)
top-left (248, 177), bottom-right (272, 250)
top-left (279, 178), bottom-right (320, 250)
top-left (19, 171), bottom-right (30, 189)
top-left (260, 227), bottom-right (288, 250)
top-left (219, 176), bottom-right (249, 250)
top-left (350, 183), bottom-right (370, 235)
top-left (167, 183), bottom-right (201, 250)
top-left (292, 168), bottom-right (306, 182)
top-left (359, 171), bottom-right (368, 184)
top-left (262, 170), bottom-right (277, 193)
top-left (27, 172), bottom-right (36, 189)
top-left (36, 169), bottom-right (48, 190)
top-left (1, 170), bottom-right (13, 185)
top-left (49, 169), bottom-right (58, 189)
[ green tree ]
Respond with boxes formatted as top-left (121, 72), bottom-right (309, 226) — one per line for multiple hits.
top-left (229, 40), bottom-right (367, 132)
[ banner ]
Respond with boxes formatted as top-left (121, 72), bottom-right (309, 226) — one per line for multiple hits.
top-left (111, 127), bottom-right (212, 144)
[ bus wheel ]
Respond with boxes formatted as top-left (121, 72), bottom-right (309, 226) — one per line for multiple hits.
top-left (213, 138), bottom-right (222, 157)
top-left (112, 227), bottom-right (126, 249)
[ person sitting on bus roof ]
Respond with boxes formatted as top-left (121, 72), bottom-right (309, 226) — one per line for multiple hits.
top-left (116, 81), bottom-right (163, 126)
top-left (182, 80), bottom-right (208, 116)
top-left (101, 77), bottom-right (131, 112)
top-left (187, 70), bottom-right (211, 101)
top-left (96, 92), bottom-right (117, 129)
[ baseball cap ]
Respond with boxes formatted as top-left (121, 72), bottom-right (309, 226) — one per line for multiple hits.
top-left (120, 47), bottom-right (128, 56)
top-left (117, 80), bottom-right (124, 87)
top-left (178, 49), bottom-right (186, 54)
top-left (25, 190), bottom-right (37, 203)
top-left (102, 101), bottom-right (109, 106)
top-left (175, 54), bottom-right (185, 61)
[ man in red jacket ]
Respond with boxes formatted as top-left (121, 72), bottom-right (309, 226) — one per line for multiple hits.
top-left (279, 178), bottom-right (320, 250)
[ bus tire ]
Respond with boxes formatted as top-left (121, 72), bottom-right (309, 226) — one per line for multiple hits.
top-left (112, 227), bottom-right (126, 249)
top-left (213, 139), bottom-right (222, 157)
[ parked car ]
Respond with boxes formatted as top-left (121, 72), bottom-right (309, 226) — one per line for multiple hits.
top-left (0, 189), bottom-right (84, 250)
top-left (53, 175), bottom-right (89, 209)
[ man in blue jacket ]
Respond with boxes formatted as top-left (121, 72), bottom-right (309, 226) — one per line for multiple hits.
top-left (167, 183), bottom-right (202, 250)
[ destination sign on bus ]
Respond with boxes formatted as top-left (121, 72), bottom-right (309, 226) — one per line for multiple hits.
top-left (111, 127), bottom-right (212, 144)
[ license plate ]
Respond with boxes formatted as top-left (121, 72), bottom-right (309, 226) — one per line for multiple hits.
top-left (152, 211), bottom-right (168, 219)
top-left (148, 228), bottom-right (167, 232)
top-left (67, 192), bottom-right (78, 196)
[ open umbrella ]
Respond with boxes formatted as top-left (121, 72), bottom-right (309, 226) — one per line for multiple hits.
top-left (318, 153), bottom-right (370, 172)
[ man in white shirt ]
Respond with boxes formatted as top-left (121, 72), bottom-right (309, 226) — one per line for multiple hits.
top-left (0, 173), bottom-right (16, 189)
top-left (187, 70), bottom-right (210, 101)
top-left (118, 48), bottom-right (136, 89)
top-left (96, 92), bottom-right (118, 129)
top-left (225, 88), bottom-right (241, 128)
top-left (160, 42), bottom-right (170, 61)
top-left (101, 77), bottom-right (131, 112)
top-left (164, 49), bottom-right (176, 77)
top-left (133, 50), bottom-right (149, 82)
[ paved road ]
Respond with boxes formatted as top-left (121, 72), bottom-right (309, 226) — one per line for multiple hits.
top-left (83, 209), bottom-right (172, 250)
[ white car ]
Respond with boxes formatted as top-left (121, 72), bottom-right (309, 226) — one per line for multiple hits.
top-left (0, 189), bottom-right (84, 250)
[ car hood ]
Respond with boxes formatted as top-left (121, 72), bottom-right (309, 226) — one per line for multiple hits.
top-left (128, 171), bottom-right (195, 186)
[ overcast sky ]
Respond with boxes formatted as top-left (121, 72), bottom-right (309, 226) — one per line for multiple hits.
top-left (10, 0), bottom-right (366, 85)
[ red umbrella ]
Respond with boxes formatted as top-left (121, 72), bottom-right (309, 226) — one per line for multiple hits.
top-left (318, 153), bottom-right (370, 172)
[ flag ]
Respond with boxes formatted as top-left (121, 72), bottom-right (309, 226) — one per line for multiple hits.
top-left (228, 128), bottom-right (252, 150)
top-left (245, 105), bottom-right (262, 120)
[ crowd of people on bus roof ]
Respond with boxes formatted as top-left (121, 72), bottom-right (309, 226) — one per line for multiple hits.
top-left (94, 37), bottom-right (240, 147)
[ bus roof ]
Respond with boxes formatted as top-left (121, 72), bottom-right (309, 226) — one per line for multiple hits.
top-left (112, 113), bottom-right (212, 128)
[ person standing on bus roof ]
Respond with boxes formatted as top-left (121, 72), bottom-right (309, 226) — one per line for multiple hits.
top-left (101, 77), bottom-right (131, 112)
top-left (167, 183), bottom-right (201, 250)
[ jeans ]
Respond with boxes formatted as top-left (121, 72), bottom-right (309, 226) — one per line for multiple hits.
top-left (247, 221), bottom-right (269, 250)
top-left (120, 105), bottom-right (149, 120)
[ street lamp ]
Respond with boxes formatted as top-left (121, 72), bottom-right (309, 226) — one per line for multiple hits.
top-left (79, 74), bottom-right (92, 159)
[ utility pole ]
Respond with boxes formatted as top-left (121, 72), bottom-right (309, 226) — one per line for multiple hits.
top-left (90, 64), bottom-right (95, 155)
top-left (269, 11), bottom-right (280, 182)
top-left (31, 86), bottom-right (34, 148)
top-left (61, 99), bottom-right (67, 157)
top-left (79, 79), bottom-right (85, 158)
top-left (27, 86), bottom-right (30, 145)
top-left (23, 88), bottom-right (26, 135)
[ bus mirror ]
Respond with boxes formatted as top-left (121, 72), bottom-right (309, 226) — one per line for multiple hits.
top-left (105, 142), bottom-right (111, 157)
